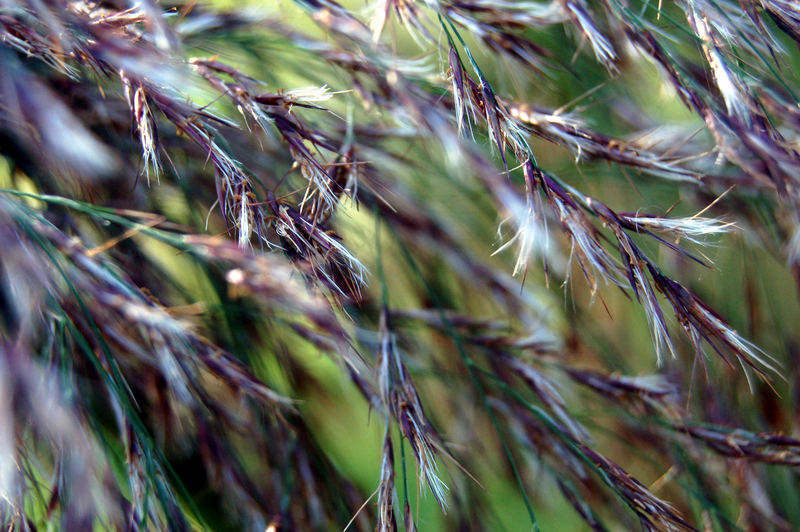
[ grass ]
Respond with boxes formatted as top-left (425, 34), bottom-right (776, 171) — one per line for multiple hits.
top-left (1, 0), bottom-right (800, 530)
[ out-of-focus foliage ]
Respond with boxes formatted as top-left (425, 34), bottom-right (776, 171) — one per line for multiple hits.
top-left (1, 0), bottom-right (800, 530)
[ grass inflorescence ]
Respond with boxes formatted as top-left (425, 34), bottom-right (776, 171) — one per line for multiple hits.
top-left (1, 0), bottom-right (800, 530)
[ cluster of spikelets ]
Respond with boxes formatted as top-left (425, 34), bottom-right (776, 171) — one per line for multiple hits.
top-left (1, 0), bottom-right (800, 530)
